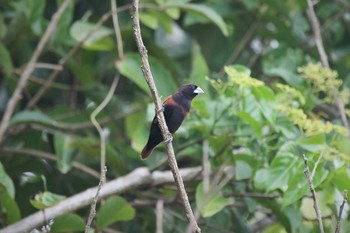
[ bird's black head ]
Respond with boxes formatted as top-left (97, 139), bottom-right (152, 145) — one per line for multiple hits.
top-left (177, 84), bottom-right (204, 100)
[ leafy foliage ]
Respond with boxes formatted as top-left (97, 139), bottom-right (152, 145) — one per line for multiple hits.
top-left (1, 0), bottom-right (350, 232)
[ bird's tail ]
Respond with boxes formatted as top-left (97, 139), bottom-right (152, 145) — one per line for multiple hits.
top-left (140, 146), bottom-right (154, 160)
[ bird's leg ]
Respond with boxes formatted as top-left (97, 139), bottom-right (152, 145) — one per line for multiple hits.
top-left (163, 133), bottom-right (173, 144)
top-left (157, 105), bottom-right (164, 113)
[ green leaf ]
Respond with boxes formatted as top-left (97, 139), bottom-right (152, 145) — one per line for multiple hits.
top-left (331, 166), bottom-right (350, 193)
top-left (30, 191), bottom-right (65, 210)
top-left (140, 12), bottom-right (158, 29)
top-left (263, 46), bottom-right (304, 87)
top-left (0, 162), bottom-right (15, 198)
top-left (236, 111), bottom-right (262, 138)
top-left (96, 196), bottom-right (135, 229)
top-left (189, 43), bottom-right (209, 88)
top-left (297, 134), bottom-right (326, 152)
top-left (54, 132), bottom-right (76, 174)
top-left (254, 168), bottom-right (268, 190)
top-left (118, 53), bottom-right (177, 98)
top-left (267, 154), bottom-right (298, 192)
top-left (51, 213), bottom-right (85, 232)
top-left (0, 190), bottom-right (20, 224)
top-left (9, 110), bottom-right (54, 127)
top-left (235, 160), bottom-right (253, 180)
top-left (0, 42), bottom-right (13, 77)
top-left (196, 183), bottom-right (232, 218)
top-left (165, 3), bottom-right (228, 36)
top-left (252, 86), bottom-right (276, 101)
top-left (125, 107), bottom-right (148, 152)
top-left (70, 21), bottom-right (113, 50)
top-left (282, 158), bottom-right (328, 207)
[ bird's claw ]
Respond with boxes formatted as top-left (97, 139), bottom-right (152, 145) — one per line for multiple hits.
top-left (157, 106), bottom-right (164, 113)
top-left (163, 135), bottom-right (173, 144)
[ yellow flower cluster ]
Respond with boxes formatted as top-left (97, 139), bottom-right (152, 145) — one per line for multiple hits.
top-left (275, 83), bottom-right (305, 105)
top-left (277, 105), bottom-right (347, 137)
top-left (224, 66), bottom-right (264, 88)
top-left (298, 63), bottom-right (346, 103)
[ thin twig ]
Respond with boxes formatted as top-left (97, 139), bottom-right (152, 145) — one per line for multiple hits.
top-left (302, 154), bottom-right (324, 233)
top-left (156, 199), bottom-right (164, 233)
top-left (85, 76), bottom-right (119, 232)
top-left (85, 166), bottom-right (107, 233)
top-left (306, 0), bottom-right (350, 139)
top-left (311, 152), bottom-right (323, 179)
top-left (111, 0), bottom-right (124, 59)
top-left (335, 190), bottom-right (348, 233)
top-left (1, 147), bottom-right (100, 180)
top-left (90, 76), bottom-right (119, 173)
top-left (0, 0), bottom-right (70, 145)
top-left (131, 1), bottom-right (201, 232)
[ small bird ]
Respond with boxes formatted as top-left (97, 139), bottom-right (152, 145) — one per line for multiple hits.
top-left (141, 84), bottom-right (204, 160)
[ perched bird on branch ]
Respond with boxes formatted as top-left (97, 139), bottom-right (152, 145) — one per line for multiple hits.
top-left (141, 84), bottom-right (204, 160)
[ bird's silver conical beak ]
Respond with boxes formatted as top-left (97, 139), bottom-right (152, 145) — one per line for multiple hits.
top-left (194, 86), bottom-right (204, 94)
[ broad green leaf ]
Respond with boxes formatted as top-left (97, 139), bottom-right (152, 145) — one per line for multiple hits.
top-left (165, 3), bottom-right (228, 36)
top-left (267, 154), bottom-right (298, 192)
top-left (70, 21), bottom-right (113, 50)
top-left (54, 132), bottom-right (76, 174)
top-left (140, 12), bottom-right (158, 29)
top-left (125, 108), bottom-right (148, 152)
top-left (30, 191), bottom-right (65, 210)
top-left (297, 134), bottom-right (326, 152)
top-left (236, 111), bottom-right (262, 138)
top-left (189, 43), bottom-right (209, 87)
top-left (274, 116), bottom-right (299, 139)
top-left (118, 53), bottom-right (177, 98)
top-left (254, 168), bottom-right (268, 190)
top-left (51, 213), bottom-right (85, 232)
top-left (282, 163), bottom-right (328, 207)
top-left (0, 42), bottom-right (13, 77)
top-left (0, 162), bottom-right (15, 198)
top-left (331, 166), bottom-right (350, 193)
top-left (263, 46), bottom-right (305, 87)
top-left (96, 196), bottom-right (135, 229)
top-left (235, 160), bottom-right (252, 180)
top-left (0, 188), bottom-right (20, 224)
top-left (9, 110), bottom-right (54, 127)
top-left (282, 155), bottom-right (328, 207)
top-left (252, 86), bottom-right (275, 101)
top-left (196, 183), bottom-right (232, 218)
top-left (82, 37), bottom-right (114, 51)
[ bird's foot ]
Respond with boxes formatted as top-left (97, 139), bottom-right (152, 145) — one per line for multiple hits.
top-left (163, 134), bottom-right (173, 144)
top-left (157, 106), bottom-right (164, 113)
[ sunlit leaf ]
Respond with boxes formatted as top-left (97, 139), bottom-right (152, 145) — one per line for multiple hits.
top-left (96, 196), bottom-right (135, 229)
top-left (165, 2), bottom-right (228, 36)
top-left (9, 111), bottom-right (54, 127)
top-left (54, 132), bottom-right (76, 174)
top-left (51, 213), bottom-right (85, 232)
top-left (0, 162), bottom-right (15, 198)
top-left (118, 53), bottom-right (177, 98)
top-left (30, 191), bottom-right (65, 210)
top-left (70, 21), bottom-right (113, 50)
top-left (196, 182), bottom-right (232, 218)
top-left (0, 189), bottom-right (20, 224)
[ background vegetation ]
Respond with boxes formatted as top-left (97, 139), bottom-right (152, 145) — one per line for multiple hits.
top-left (0, 0), bottom-right (350, 232)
